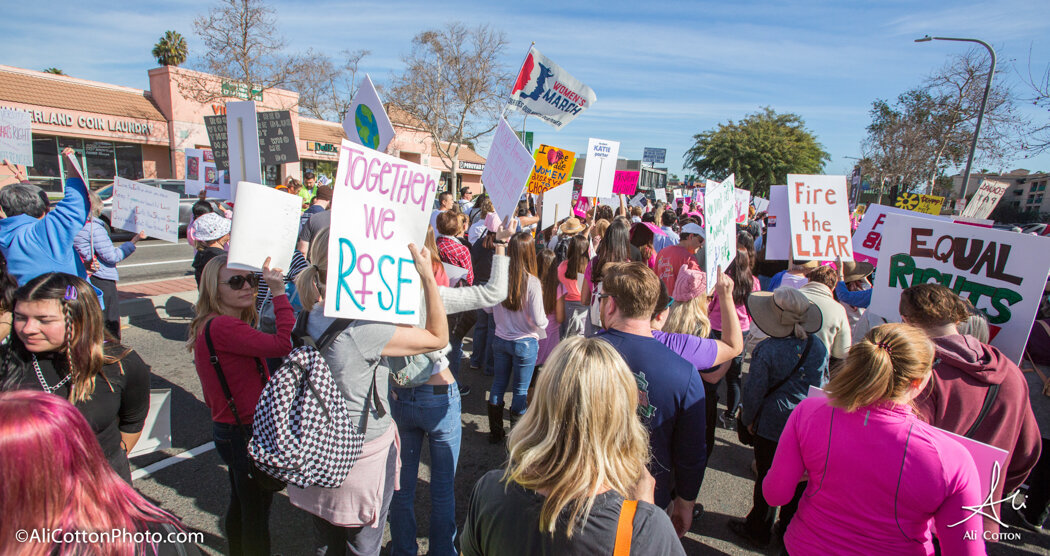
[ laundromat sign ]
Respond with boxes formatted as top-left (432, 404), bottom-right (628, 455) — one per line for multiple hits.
top-left (7, 107), bottom-right (157, 135)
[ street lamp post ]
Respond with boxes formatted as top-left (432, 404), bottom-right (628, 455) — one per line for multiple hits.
top-left (915, 35), bottom-right (996, 203)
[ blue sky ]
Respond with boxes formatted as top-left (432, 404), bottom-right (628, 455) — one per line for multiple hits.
top-left (3, 0), bottom-right (1049, 178)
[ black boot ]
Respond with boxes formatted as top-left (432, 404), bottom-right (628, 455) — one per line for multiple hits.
top-left (509, 412), bottom-right (521, 430)
top-left (487, 403), bottom-right (505, 444)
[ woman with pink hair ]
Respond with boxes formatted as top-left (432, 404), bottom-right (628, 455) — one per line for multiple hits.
top-left (0, 390), bottom-right (202, 556)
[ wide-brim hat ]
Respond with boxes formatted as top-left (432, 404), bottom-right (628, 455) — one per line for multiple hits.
top-left (842, 260), bottom-right (875, 283)
top-left (746, 291), bottom-right (823, 338)
top-left (559, 217), bottom-right (585, 235)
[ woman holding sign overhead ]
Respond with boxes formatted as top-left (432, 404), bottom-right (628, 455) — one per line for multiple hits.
top-left (74, 191), bottom-right (147, 339)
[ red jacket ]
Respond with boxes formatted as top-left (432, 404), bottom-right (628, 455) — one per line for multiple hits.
top-left (193, 294), bottom-right (295, 425)
top-left (914, 333), bottom-right (1041, 534)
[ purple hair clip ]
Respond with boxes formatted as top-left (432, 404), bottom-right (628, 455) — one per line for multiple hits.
top-left (64, 285), bottom-right (78, 301)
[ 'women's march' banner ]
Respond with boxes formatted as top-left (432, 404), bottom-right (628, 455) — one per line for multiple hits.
top-left (326, 139), bottom-right (440, 324)
top-left (870, 214), bottom-right (1050, 362)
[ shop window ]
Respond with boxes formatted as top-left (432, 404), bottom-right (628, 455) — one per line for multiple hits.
top-left (85, 141), bottom-right (115, 187)
top-left (115, 144), bottom-right (144, 180)
top-left (29, 136), bottom-right (61, 193)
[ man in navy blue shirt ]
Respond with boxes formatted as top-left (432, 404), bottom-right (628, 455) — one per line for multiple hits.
top-left (595, 262), bottom-right (707, 538)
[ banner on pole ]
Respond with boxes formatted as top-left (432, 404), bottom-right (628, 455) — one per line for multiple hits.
top-left (325, 139), bottom-right (440, 324)
top-left (851, 204), bottom-right (950, 264)
top-left (526, 144), bottom-right (576, 194)
top-left (704, 175), bottom-right (737, 293)
top-left (482, 118), bottom-right (536, 223)
top-left (227, 181), bottom-right (302, 273)
top-left (960, 179), bottom-right (1009, 220)
top-left (0, 108), bottom-right (33, 166)
top-left (343, 74), bottom-right (396, 153)
top-left (541, 180), bottom-right (574, 226)
top-left (869, 214), bottom-right (1050, 362)
top-left (764, 186), bottom-right (791, 260)
top-left (787, 174), bottom-right (853, 261)
top-left (895, 192), bottom-right (945, 215)
top-left (642, 147), bottom-right (666, 164)
top-left (225, 101), bottom-right (262, 199)
top-left (612, 170), bottom-right (640, 195)
top-left (506, 46), bottom-right (597, 129)
top-left (580, 138), bottom-right (619, 198)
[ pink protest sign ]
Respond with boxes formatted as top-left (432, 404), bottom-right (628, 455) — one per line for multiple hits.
top-left (612, 170), bottom-right (640, 195)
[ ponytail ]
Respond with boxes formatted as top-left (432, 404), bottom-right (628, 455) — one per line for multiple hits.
top-left (827, 323), bottom-right (934, 412)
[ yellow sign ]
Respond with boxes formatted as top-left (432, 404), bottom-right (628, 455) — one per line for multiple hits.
top-left (895, 193), bottom-right (944, 215)
top-left (526, 144), bottom-right (576, 195)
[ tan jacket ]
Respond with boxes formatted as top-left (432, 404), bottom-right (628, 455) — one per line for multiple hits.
top-left (799, 282), bottom-right (852, 359)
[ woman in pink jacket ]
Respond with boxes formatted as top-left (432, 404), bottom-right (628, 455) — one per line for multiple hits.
top-left (764, 323), bottom-right (985, 555)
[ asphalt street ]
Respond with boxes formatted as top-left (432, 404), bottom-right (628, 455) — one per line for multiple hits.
top-left (120, 292), bottom-right (1050, 556)
top-left (114, 238), bottom-right (197, 283)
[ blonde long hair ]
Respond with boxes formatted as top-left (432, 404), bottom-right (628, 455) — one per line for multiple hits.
top-left (186, 255), bottom-right (258, 352)
top-left (827, 323), bottom-right (934, 412)
top-left (295, 228), bottom-right (330, 313)
top-left (664, 295), bottom-right (711, 338)
top-left (504, 336), bottom-right (650, 538)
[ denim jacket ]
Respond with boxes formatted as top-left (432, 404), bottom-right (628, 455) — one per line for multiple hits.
top-left (742, 335), bottom-right (829, 442)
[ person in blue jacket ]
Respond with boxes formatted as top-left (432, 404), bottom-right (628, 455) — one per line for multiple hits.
top-left (0, 148), bottom-right (90, 286)
top-left (74, 191), bottom-right (147, 339)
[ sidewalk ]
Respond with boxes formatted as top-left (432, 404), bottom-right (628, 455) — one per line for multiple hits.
top-left (119, 277), bottom-right (198, 319)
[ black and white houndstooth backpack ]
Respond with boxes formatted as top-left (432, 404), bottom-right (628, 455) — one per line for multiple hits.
top-left (249, 318), bottom-right (365, 489)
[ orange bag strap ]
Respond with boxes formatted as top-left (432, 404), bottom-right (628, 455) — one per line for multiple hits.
top-left (613, 499), bottom-right (638, 556)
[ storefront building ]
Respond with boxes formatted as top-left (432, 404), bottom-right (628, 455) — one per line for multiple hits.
top-left (0, 64), bottom-right (485, 195)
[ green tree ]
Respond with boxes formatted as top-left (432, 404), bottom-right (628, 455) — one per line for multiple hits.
top-left (684, 107), bottom-right (829, 197)
top-left (42, 68), bottom-right (65, 75)
top-left (152, 30), bottom-right (188, 67)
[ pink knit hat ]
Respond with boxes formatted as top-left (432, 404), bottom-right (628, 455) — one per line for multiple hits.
top-left (672, 267), bottom-right (708, 302)
top-left (484, 211), bottom-right (502, 233)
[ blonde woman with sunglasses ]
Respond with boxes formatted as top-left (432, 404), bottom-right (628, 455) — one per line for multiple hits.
top-left (187, 254), bottom-right (292, 556)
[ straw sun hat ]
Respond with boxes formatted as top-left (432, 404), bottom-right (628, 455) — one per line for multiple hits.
top-left (746, 291), bottom-right (822, 338)
top-left (841, 260), bottom-right (875, 283)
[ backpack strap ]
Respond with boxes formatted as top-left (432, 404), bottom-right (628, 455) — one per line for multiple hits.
top-left (203, 319), bottom-right (248, 432)
top-left (613, 499), bottom-right (638, 556)
top-left (963, 382), bottom-right (1000, 439)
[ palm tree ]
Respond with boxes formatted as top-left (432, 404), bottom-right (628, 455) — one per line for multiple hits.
top-left (42, 68), bottom-right (65, 75)
top-left (152, 30), bottom-right (188, 67)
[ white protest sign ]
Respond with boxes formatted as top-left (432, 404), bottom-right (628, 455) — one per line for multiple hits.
top-left (753, 196), bottom-right (769, 213)
top-left (787, 174), bottom-right (853, 261)
top-left (227, 182), bottom-right (301, 272)
top-left (704, 175), bottom-right (737, 293)
top-left (184, 148), bottom-right (206, 196)
top-left (734, 188), bottom-right (751, 223)
top-left (0, 108), bottom-right (33, 166)
top-left (482, 118), bottom-right (535, 224)
top-left (225, 101), bottom-right (262, 199)
top-left (325, 139), bottom-right (440, 324)
top-left (960, 179), bottom-right (1009, 220)
top-left (110, 177), bottom-right (180, 243)
top-left (542, 180), bottom-right (574, 227)
top-left (580, 138), bottom-right (620, 198)
top-left (128, 390), bottom-right (172, 458)
top-left (442, 263), bottom-right (470, 286)
top-left (654, 187), bottom-right (667, 202)
top-left (628, 192), bottom-right (647, 208)
top-left (343, 74), bottom-right (396, 153)
top-left (869, 214), bottom-right (1050, 362)
top-left (764, 186), bottom-right (791, 260)
top-left (851, 204), bottom-right (950, 264)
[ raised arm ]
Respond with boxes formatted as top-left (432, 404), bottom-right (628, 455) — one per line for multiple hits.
top-left (382, 244), bottom-right (449, 356)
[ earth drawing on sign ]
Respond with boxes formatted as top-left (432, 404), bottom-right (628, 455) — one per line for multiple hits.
top-left (355, 104), bottom-right (380, 149)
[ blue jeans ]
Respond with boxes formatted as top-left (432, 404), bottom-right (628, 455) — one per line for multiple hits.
top-left (489, 337), bottom-right (539, 415)
top-left (469, 309), bottom-right (489, 368)
top-left (213, 422), bottom-right (274, 556)
top-left (389, 384), bottom-right (462, 556)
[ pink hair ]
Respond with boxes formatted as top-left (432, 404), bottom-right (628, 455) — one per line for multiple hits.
top-left (0, 391), bottom-right (182, 556)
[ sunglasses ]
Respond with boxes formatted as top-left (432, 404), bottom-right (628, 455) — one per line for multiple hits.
top-left (221, 274), bottom-right (259, 291)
